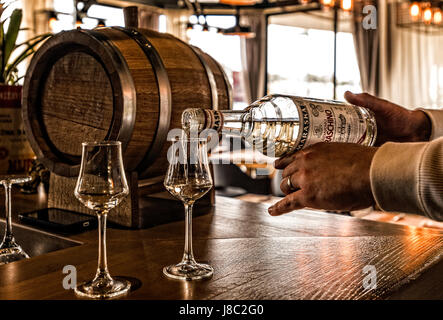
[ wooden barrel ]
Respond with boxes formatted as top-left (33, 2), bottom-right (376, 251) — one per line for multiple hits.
top-left (22, 27), bottom-right (232, 178)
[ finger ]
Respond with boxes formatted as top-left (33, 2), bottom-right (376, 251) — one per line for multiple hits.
top-left (268, 192), bottom-right (304, 216)
top-left (344, 91), bottom-right (391, 113)
top-left (282, 160), bottom-right (299, 179)
top-left (280, 174), bottom-right (300, 195)
top-left (274, 151), bottom-right (301, 169)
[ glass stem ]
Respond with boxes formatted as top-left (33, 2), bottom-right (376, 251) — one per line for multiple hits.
top-left (2, 182), bottom-right (15, 245)
top-left (182, 202), bottom-right (196, 265)
top-left (94, 211), bottom-right (112, 282)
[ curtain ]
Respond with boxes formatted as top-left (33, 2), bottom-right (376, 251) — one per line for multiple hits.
top-left (378, 0), bottom-right (443, 109)
top-left (353, 0), bottom-right (443, 109)
top-left (21, 0), bottom-right (52, 38)
top-left (352, 0), bottom-right (379, 95)
top-left (164, 9), bottom-right (189, 41)
top-left (138, 7), bottom-right (160, 30)
top-left (240, 12), bottom-right (267, 104)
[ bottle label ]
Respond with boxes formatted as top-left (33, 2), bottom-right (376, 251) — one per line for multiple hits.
top-left (294, 99), bottom-right (367, 151)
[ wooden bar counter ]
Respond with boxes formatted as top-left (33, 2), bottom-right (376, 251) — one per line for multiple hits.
top-left (0, 191), bottom-right (442, 300)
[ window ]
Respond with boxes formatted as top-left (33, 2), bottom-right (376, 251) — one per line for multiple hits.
top-left (267, 11), bottom-right (361, 101)
top-left (52, 0), bottom-right (124, 32)
top-left (187, 15), bottom-right (248, 110)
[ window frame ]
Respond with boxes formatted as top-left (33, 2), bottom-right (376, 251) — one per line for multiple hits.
top-left (265, 6), bottom-right (345, 100)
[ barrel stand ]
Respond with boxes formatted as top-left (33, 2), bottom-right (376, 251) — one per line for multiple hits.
top-left (47, 172), bottom-right (214, 229)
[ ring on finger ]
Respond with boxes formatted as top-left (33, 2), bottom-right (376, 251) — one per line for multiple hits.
top-left (286, 176), bottom-right (299, 192)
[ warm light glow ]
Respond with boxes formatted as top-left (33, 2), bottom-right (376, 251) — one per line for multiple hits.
top-left (48, 11), bottom-right (57, 30)
top-left (423, 7), bottom-right (432, 23)
top-left (321, 0), bottom-right (334, 7)
top-left (410, 3), bottom-right (420, 18)
top-left (219, 0), bottom-right (257, 5)
top-left (300, 0), bottom-right (310, 4)
top-left (433, 9), bottom-right (442, 24)
top-left (48, 17), bottom-right (57, 30)
top-left (186, 27), bottom-right (193, 38)
top-left (341, 0), bottom-right (352, 11)
top-left (97, 19), bottom-right (106, 27)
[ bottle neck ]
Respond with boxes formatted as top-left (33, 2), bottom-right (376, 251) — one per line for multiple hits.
top-left (181, 107), bottom-right (252, 137)
top-left (218, 109), bottom-right (250, 136)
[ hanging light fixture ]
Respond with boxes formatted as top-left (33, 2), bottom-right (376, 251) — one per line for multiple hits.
top-left (434, 8), bottom-right (442, 24)
top-left (341, 0), bottom-right (353, 11)
top-left (48, 10), bottom-right (58, 30)
top-left (423, 6), bottom-right (433, 23)
top-left (223, 23), bottom-right (255, 38)
top-left (75, 14), bottom-right (83, 28)
top-left (223, 12), bottom-right (255, 38)
top-left (398, 1), bottom-right (443, 31)
top-left (97, 19), bottom-right (106, 27)
top-left (409, 2), bottom-right (421, 19)
top-left (321, 0), bottom-right (335, 7)
top-left (219, 0), bottom-right (258, 5)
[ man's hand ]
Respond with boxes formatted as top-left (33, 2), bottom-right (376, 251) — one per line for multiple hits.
top-left (344, 91), bottom-right (431, 145)
top-left (268, 142), bottom-right (377, 216)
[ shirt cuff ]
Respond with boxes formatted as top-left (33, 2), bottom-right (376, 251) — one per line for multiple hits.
top-left (418, 108), bottom-right (443, 140)
top-left (370, 141), bottom-right (428, 214)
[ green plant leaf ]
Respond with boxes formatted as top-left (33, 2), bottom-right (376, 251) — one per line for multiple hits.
top-left (3, 8), bottom-right (22, 69)
top-left (3, 48), bottom-right (33, 81)
top-left (14, 33), bottom-right (51, 50)
top-left (0, 19), bottom-right (4, 45)
top-left (3, 33), bottom-right (51, 83)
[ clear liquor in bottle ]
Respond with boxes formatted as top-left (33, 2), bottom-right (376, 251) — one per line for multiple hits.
top-left (182, 94), bottom-right (377, 158)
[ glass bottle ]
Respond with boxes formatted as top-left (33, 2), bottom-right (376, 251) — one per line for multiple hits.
top-left (182, 94), bottom-right (377, 158)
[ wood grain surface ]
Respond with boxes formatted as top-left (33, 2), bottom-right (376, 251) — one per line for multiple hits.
top-left (41, 51), bottom-right (114, 157)
top-left (0, 192), bottom-right (442, 300)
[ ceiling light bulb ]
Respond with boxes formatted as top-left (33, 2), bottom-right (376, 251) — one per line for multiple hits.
top-left (219, 0), bottom-right (257, 5)
top-left (434, 10), bottom-right (442, 24)
top-left (49, 17), bottom-right (57, 30)
top-left (341, 0), bottom-right (352, 11)
top-left (75, 16), bottom-right (82, 28)
top-left (97, 19), bottom-right (106, 27)
top-left (423, 7), bottom-right (432, 23)
top-left (410, 3), bottom-right (420, 18)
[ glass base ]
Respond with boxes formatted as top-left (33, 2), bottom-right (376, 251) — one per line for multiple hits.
top-left (163, 262), bottom-right (213, 281)
top-left (74, 276), bottom-right (131, 299)
top-left (0, 244), bottom-right (29, 265)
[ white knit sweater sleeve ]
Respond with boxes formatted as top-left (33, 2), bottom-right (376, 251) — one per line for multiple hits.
top-left (370, 109), bottom-right (443, 221)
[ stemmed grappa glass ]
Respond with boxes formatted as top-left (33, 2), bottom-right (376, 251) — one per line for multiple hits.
top-left (74, 141), bottom-right (130, 299)
top-left (0, 175), bottom-right (32, 264)
top-left (163, 137), bottom-right (214, 280)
